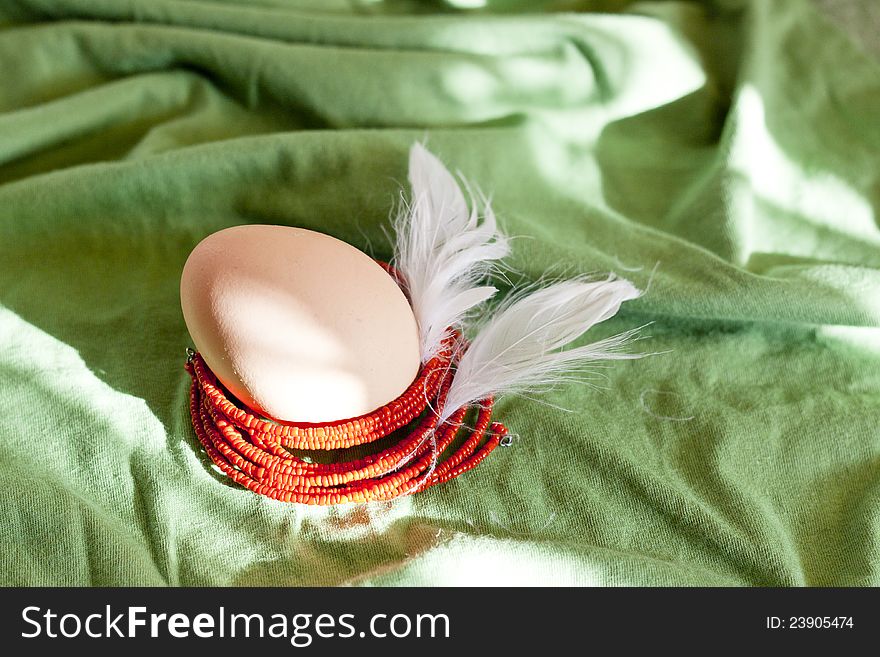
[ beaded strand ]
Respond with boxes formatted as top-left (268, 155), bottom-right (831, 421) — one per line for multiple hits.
top-left (184, 337), bottom-right (508, 505)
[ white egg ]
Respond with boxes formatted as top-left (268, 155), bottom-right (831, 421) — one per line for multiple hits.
top-left (180, 225), bottom-right (421, 423)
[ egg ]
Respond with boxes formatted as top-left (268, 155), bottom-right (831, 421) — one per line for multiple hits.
top-left (180, 225), bottom-right (421, 423)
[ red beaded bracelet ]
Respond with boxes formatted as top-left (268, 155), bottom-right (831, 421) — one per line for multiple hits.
top-left (185, 327), bottom-right (509, 505)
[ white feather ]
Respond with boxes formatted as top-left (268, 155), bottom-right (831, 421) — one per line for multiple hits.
top-left (394, 143), bottom-right (509, 362)
top-left (440, 277), bottom-right (643, 423)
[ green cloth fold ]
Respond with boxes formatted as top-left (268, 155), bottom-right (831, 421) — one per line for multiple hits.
top-left (1, 0), bottom-right (878, 586)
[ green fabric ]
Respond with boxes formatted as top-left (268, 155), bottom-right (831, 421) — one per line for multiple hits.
top-left (1, 0), bottom-right (878, 587)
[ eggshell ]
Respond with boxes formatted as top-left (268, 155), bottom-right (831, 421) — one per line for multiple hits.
top-left (181, 225), bottom-right (421, 423)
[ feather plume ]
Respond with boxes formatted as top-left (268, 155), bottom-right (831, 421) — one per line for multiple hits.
top-left (394, 143), bottom-right (509, 362)
top-left (439, 277), bottom-right (642, 423)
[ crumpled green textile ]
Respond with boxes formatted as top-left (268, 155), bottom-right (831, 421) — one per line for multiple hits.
top-left (1, 0), bottom-right (878, 586)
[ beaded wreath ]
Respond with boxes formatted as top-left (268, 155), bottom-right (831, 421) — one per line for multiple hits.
top-left (186, 338), bottom-right (506, 505)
